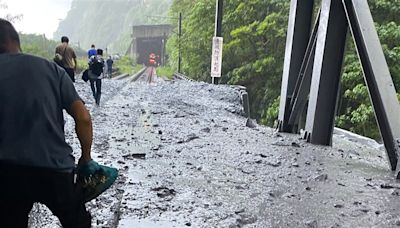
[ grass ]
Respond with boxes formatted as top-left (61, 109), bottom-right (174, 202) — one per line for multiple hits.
top-left (76, 57), bottom-right (89, 73)
top-left (114, 56), bottom-right (136, 75)
top-left (132, 64), bottom-right (145, 75)
top-left (156, 66), bottom-right (174, 79)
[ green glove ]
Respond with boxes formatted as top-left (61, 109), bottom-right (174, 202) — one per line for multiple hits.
top-left (76, 160), bottom-right (118, 202)
top-left (77, 160), bottom-right (101, 178)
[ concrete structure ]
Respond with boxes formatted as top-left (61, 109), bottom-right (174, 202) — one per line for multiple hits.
top-left (128, 24), bottom-right (173, 66)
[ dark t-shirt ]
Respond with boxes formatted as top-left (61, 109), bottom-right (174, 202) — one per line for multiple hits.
top-left (89, 55), bottom-right (104, 79)
top-left (0, 53), bottom-right (81, 172)
top-left (106, 58), bottom-right (113, 67)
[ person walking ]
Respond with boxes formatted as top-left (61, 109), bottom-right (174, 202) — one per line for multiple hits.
top-left (88, 49), bottom-right (105, 106)
top-left (106, 56), bottom-right (114, 78)
top-left (55, 36), bottom-right (77, 82)
top-left (87, 44), bottom-right (96, 59)
top-left (0, 19), bottom-right (92, 227)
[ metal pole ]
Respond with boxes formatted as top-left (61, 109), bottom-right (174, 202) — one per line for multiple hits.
top-left (215, 0), bottom-right (223, 37)
top-left (288, 11), bottom-right (320, 132)
top-left (343, 0), bottom-right (400, 173)
top-left (277, 0), bottom-right (314, 132)
top-left (178, 12), bottom-right (182, 73)
top-left (213, 0), bottom-right (223, 85)
top-left (303, 0), bottom-right (348, 146)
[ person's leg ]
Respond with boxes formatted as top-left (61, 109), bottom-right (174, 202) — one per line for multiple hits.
top-left (65, 68), bottom-right (75, 82)
top-left (0, 164), bottom-right (35, 227)
top-left (0, 194), bottom-right (33, 227)
top-left (90, 79), bottom-right (96, 100)
top-left (0, 193), bottom-right (33, 227)
top-left (40, 171), bottom-right (91, 228)
top-left (71, 70), bottom-right (76, 82)
top-left (95, 79), bottom-right (102, 106)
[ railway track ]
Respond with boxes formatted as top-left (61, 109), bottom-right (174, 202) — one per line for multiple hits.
top-left (27, 66), bottom-right (161, 228)
top-left (132, 67), bottom-right (157, 83)
top-left (111, 66), bottom-right (158, 84)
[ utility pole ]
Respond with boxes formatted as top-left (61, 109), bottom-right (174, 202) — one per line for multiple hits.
top-left (211, 0), bottom-right (224, 85)
top-left (178, 12), bottom-right (182, 73)
top-left (215, 0), bottom-right (223, 38)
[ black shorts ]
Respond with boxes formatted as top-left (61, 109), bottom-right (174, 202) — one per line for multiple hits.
top-left (64, 67), bottom-right (75, 82)
top-left (0, 163), bottom-right (91, 228)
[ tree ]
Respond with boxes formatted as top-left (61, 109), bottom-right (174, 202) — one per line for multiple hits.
top-left (0, 0), bottom-right (22, 22)
top-left (167, 0), bottom-right (289, 119)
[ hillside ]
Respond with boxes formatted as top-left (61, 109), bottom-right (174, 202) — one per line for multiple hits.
top-left (54, 0), bottom-right (173, 54)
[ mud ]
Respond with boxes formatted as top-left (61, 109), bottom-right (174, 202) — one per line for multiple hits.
top-left (28, 73), bottom-right (400, 228)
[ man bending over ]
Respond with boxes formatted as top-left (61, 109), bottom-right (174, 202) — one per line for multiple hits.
top-left (0, 19), bottom-right (92, 227)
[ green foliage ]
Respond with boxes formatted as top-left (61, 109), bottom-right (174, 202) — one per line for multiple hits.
top-left (76, 57), bottom-right (89, 73)
top-left (156, 66), bottom-right (174, 79)
top-left (114, 56), bottom-right (135, 75)
top-left (261, 96), bottom-right (280, 127)
top-left (19, 34), bottom-right (58, 59)
top-left (19, 33), bottom-right (85, 61)
top-left (132, 64), bottom-right (145, 75)
top-left (167, 0), bottom-right (289, 119)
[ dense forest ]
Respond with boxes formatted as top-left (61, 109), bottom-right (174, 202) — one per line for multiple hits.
top-left (54, 0), bottom-right (173, 54)
top-left (167, 0), bottom-right (400, 140)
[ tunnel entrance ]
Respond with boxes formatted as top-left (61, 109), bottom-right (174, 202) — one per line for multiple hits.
top-left (136, 37), bottom-right (164, 66)
top-left (128, 24), bottom-right (173, 66)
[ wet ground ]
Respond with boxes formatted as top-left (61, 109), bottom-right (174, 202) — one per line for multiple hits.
top-left (29, 71), bottom-right (400, 227)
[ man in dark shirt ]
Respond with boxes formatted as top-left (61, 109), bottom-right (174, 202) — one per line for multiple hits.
top-left (106, 55), bottom-right (114, 78)
top-left (89, 49), bottom-right (105, 106)
top-left (0, 19), bottom-right (92, 227)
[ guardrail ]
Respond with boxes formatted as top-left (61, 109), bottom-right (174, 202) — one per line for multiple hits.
top-left (236, 86), bottom-right (251, 119)
top-left (173, 72), bottom-right (194, 81)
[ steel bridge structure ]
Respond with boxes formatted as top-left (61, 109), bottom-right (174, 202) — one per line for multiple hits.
top-left (277, 0), bottom-right (400, 178)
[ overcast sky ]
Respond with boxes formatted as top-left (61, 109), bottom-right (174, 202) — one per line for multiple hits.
top-left (2, 0), bottom-right (72, 39)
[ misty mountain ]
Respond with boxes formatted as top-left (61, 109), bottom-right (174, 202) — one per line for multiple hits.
top-left (54, 0), bottom-right (173, 54)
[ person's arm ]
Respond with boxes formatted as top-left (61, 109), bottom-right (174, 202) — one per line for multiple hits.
top-left (66, 100), bottom-right (92, 163)
top-left (73, 58), bottom-right (77, 71)
top-left (72, 49), bottom-right (77, 71)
